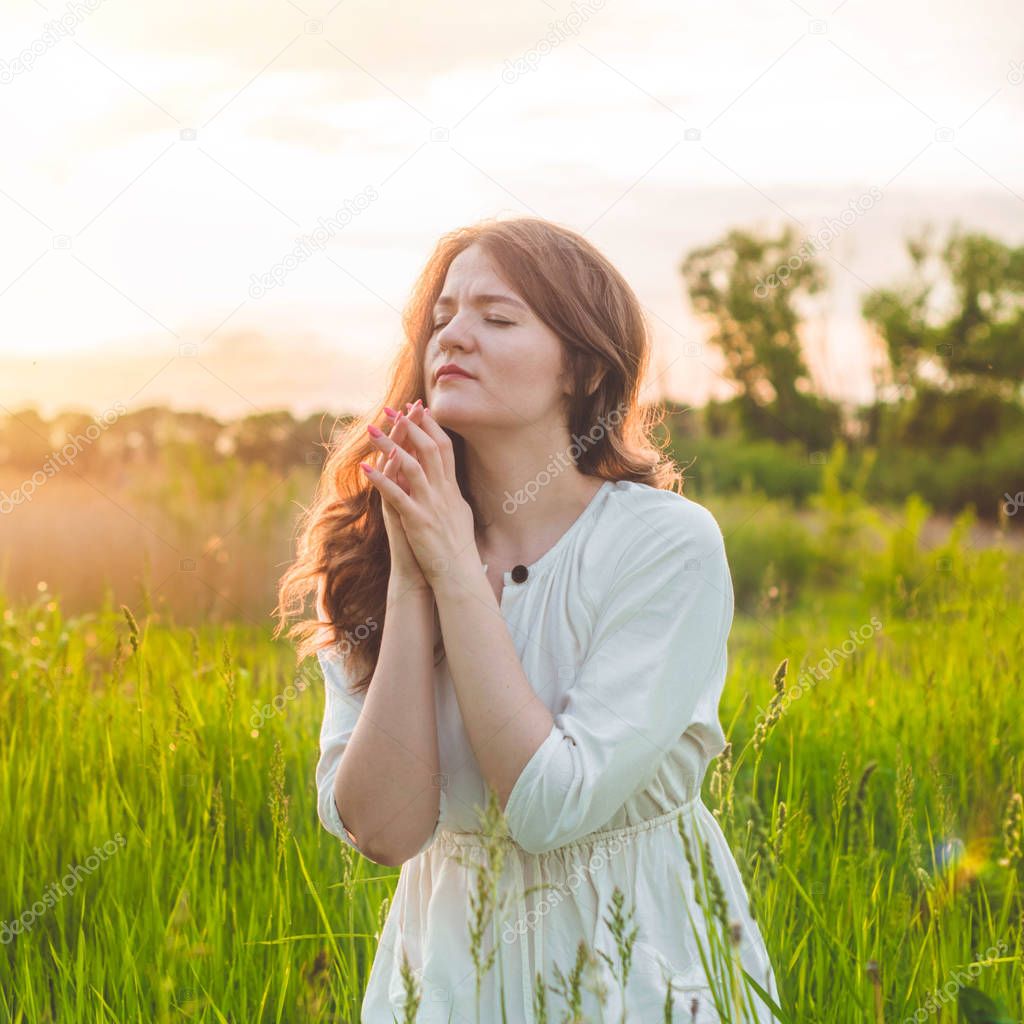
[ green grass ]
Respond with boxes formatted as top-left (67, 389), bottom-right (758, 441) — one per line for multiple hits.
top-left (1, 507), bottom-right (1022, 1022)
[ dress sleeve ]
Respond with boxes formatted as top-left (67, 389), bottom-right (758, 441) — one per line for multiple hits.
top-left (503, 501), bottom-right (734, 855)
top-left (315, 646), bottom-right (443, 857)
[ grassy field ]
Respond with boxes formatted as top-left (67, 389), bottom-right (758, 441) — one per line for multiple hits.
top-left (1, 481), bottom-right (1022, 1022)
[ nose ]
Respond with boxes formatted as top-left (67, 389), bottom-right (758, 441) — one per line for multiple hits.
top-left (434, 315), bottom-right (479, 363)
top-left (435, 316), bottom-right (467, 351)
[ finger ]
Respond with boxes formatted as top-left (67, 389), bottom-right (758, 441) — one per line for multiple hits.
top-left (379, 412), bottom-right (425, 462)
top-left (393, 407), bottom-right (445, 487)
top-left (382, 440), bottom-right (431, 502)
top-left (381, 445), bottom-right (417, 501)
top-left (359, 456), bottom-right (415, 513)
top-left (380, 428), bottom-right (411, 495)
top-left (367, 420), bottom-right (412, 469)
top-left (410, 405), bottom-right (456, 482)
top-left (380, 411), bottom-right (436, 497)
top-left (378, 416), bottom-right (425, 495)
top-left (381, 443), bottom-right (410, 495)
top-left (385, 411), bottom-right (416, 453)
top-left (372, 449), bottom-right (394, 496)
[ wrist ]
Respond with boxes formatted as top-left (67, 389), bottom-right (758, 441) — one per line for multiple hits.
top-left (387, 572), bottom-right (434, 601)
top-left (429, 551), bottom-right (486, 603)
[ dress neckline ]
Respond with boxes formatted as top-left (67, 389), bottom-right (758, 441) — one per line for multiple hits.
top-left (482, 479), bottom-right (615, 585)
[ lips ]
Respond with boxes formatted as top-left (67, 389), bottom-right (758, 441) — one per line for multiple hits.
top-left (434, 364), bottom-right (475, 382)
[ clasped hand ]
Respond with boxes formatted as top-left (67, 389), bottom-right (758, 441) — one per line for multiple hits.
top-left (360, 400), bottom-right (478, 587)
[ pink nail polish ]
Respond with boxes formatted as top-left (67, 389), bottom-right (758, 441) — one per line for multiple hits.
top-left (359, 462), bottom-right (373, 474)
top-left (367, 424), bottom-right (383, 437)
top-left (383, 407), bottom-right (398, 419)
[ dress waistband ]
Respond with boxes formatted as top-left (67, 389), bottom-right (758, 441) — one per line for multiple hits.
top-left (435, 794), bottom-right (703, 852)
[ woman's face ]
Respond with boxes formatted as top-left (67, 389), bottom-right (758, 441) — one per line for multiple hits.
top-left (422, 244), bottom-right (569, 433)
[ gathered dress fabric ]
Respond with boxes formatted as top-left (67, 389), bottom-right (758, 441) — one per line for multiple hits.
top-left (315, 479), bottom-right (781, 1023)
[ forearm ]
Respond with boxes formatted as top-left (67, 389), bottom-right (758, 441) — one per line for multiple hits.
top-left (432, 557), bottom-right (554, 810)
top-left (333, 577), bottom-right (440, 863)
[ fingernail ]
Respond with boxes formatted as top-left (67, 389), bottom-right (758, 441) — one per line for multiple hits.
top-left (367, 424), bottom-right (383, 437)
top-left (414, 398), bottom-right (423, 409)
top-left (383, 406), bottom-right (398, 419)
top-left (359, 462), bottom-right (374, 474)
top-left (422, 406), bottom-right (430, 416)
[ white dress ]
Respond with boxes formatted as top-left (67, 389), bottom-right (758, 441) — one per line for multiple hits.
top-left (315, 479), bottom-right (781, 1023)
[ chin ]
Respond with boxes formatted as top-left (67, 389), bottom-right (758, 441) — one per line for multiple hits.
top-left (428, 396), bottom-right (475, 421)
top-left (433, 402), bottom-right (507, 437)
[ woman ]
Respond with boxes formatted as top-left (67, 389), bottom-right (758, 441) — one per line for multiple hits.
top-left (277, 216), bottom-right (781, 1022)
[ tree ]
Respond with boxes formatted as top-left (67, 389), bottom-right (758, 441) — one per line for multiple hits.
top-left (862, 226), bottom-right (1024, 449)
top-left (680, 226), bottom-right (842, 450)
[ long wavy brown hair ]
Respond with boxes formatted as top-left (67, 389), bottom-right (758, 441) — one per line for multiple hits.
top-left (273, 215), bottom-right (685, 693)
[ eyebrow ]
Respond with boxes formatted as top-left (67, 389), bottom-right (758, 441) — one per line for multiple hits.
top-left (433, 292), bottom-right (528, 313)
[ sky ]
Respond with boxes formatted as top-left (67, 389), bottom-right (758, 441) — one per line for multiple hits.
top-left (1, 0), bottom-right (1022, 421)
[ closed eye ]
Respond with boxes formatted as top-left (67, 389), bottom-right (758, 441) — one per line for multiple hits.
top-left (430, 318), bottom-right (515, 331)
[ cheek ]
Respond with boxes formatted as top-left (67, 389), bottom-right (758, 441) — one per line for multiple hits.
top-left (493, 365), bottom-right (566, 422)
top-left (495, 331), bottom-right (564, 387)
